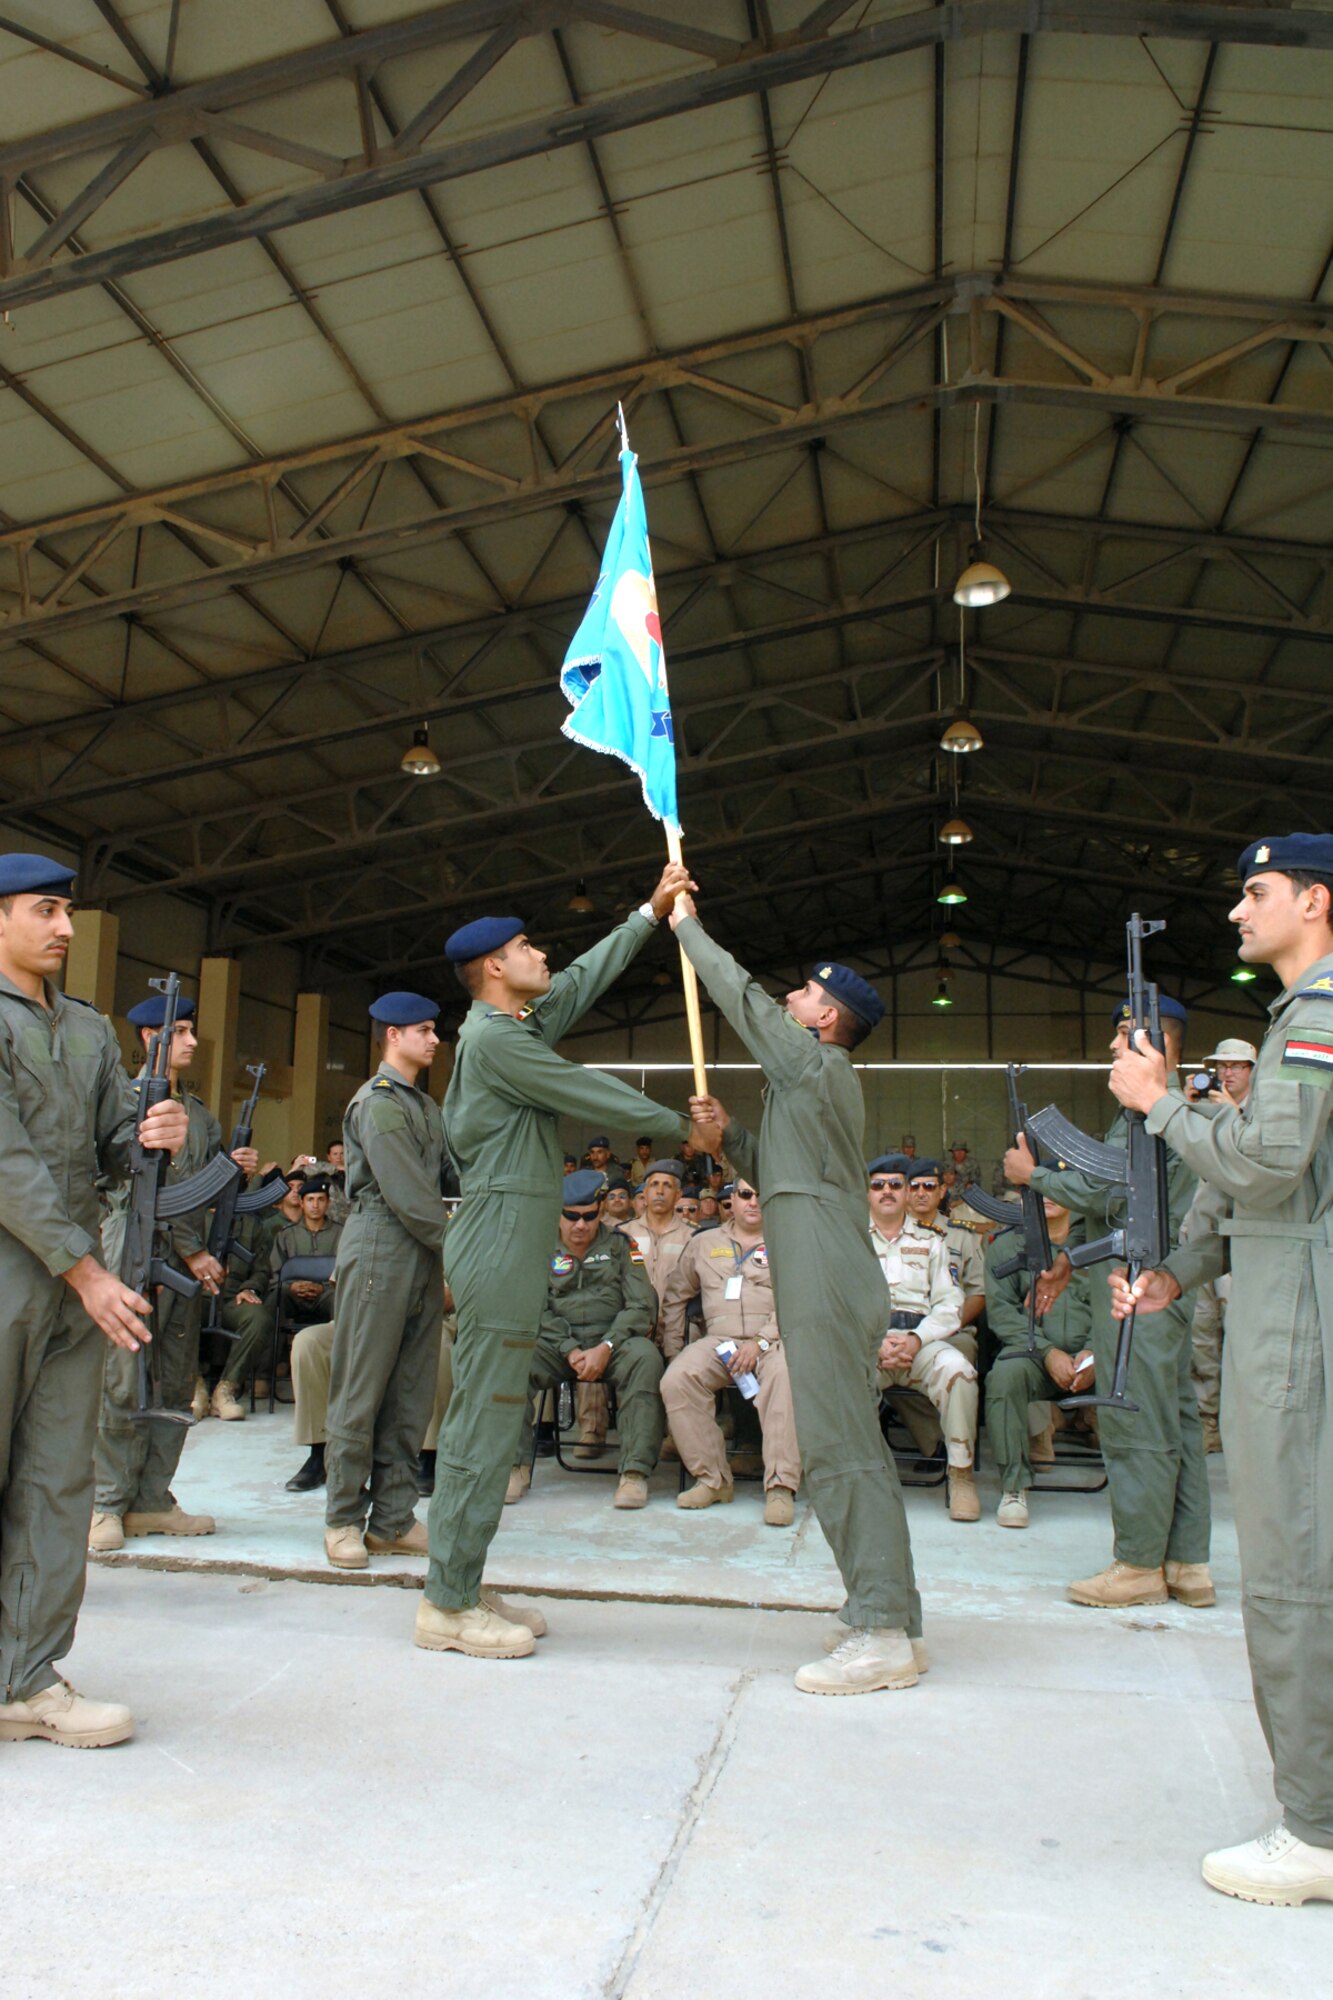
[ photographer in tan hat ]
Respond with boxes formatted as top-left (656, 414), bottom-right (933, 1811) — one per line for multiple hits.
top-left (1184, 1036), bottom-right (1257, 1108)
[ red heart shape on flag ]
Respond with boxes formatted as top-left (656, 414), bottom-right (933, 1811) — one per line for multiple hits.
top-left (645, 610), bottom-right (662, 648)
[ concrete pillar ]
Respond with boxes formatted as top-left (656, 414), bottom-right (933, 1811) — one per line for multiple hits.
top-left (64, 907), bottom-right (119, 1013)
top-left (198, 956), bottom-right (241, 1124)
top-left (291, 993), bottom-right (330, 1155)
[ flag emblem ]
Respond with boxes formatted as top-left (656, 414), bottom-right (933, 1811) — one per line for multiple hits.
top-left (560, 438), bottom-right (679, 830)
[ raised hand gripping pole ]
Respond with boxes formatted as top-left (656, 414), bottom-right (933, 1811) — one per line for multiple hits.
top-left (665, 824), bottom-right (708, 1098)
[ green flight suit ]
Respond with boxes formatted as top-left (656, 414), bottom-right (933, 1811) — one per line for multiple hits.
top-left (0, 974), bottom-right (138, 1703)
top-left (425, 912), bottom-right (688, 1612)
top-left (984, 1231), bottom-right (1093, 1493)
top-left (209, 1204), bottom-right (287, 1385)
top-left (517, 1229), bottom-right (664, 1474)
top-left (1028, 1083), bottom-right (1210, 1572)
top-left (1149, 948), bottom-right (1333, 1847)
top-left (674, 917), bottom-right (919, 1637)
top-left (96, 1084), bottom-right (221, 1517)
top-left (326, 1064), bottom-right (445, 1539)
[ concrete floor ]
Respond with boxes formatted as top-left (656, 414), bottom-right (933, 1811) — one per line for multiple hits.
top-left (6, 1417), bottom-right (1326, 1998)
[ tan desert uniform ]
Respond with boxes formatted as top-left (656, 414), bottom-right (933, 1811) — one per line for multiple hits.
top-left (871, 1214), bottom-right (976, 1469)
top-left (95, 1082), bottom-right (221, 1517)
top-left (0, 977), bottom-right (138, 1702)
top-left (659, 1224), bottom-right (800, 1494)
top-left (1153, 948), bottom-right (1333, 1848)
top-left (292, 1314), bottom-right (454, 1451)
top-left (624, 1214), bottom-right (696, 1340)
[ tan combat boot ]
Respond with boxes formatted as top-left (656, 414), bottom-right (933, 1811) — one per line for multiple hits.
top-left (997, 1490), bottom-right (1029, 1529)
top-left (796, 1627), bottom-right (918, 1695)
top-left (763, 1486), bottom-right (795, 1527)
top-left (676, 1480), bottom-right (733, 1510)
top-left (365, 1519), bottom-right (428, 1556)
top-left (210, 1379), bottom-right (245, 1422)
top-left (947, 1467), bottom-right (980, 1522)
top-left (822, 1627), bottom-right (928, 1672)
top-left (0, 1679), bottom-right (133, 1749)
top-left (1165, 1560), bottom-right (1216, 1607)
top-left (1067, 1560), bottom-right (1168, 1607)
top-left (614, 1473), bottom-right (648, 1509)
top-left (1202, 1825), bottom-right (1333, 1906)
top-left (88, 1511), bottom-right (124, 1553)
top-left (572, 1432), bottom-right (607, 1461)
top-left (123, 1505), bottom-right (215, 1537)
top-left (504, 1464), bottom-right (530, 1505)
top-left (480, 1589), bottom-right (547, 1637)
top-left (324, 1524), bottom-right (368, 1570)
top-left (414, 1600), bottom-right (535, 1658)
top-left (1029, 1420), bottom-right (1056, 1466)
top-left (1201, 1416), bottom-right (1222, 1453)
top-left (190, 1377), bottom-right (210, 1422)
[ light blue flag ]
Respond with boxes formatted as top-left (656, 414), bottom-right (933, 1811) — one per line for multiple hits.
top-left (560, 441), bottom-right (679, 833)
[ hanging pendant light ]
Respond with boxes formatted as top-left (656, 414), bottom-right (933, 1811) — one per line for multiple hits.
top-left (565, 878), bottom-right (594, 914)
top-left (932, 980), bottom-right (954, 1008)
top-left (939, 817), bottom-right (974, 844)
top-left (400, 723), bottom-right (440, 777)
top-left (1230, 965), bottom-right (1258, 984)
top-left (937, 880), bottom-right (968, 906)
top-left (952, 404), bottom-right (1011, 606)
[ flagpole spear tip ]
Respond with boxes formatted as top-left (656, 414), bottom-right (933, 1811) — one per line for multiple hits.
top-left (616, 400), bottom-right (628, 451)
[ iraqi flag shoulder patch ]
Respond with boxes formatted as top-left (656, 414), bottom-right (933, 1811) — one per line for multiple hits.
top-left (1281, 1036), bottom-right (1333, 1086)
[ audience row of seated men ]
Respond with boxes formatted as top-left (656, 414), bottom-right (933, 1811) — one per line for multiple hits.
top-left (181, 1136), bottom-right (1090, 1546)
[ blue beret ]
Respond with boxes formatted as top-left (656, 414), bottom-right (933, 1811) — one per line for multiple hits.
top-left (445, 915), bottom-right (524, 964)
top-left (299, 1174), bottom-right (330, 1195)
top-left (907, 1159), bottom-right (943, 1180)
top-left (1238, 834), bottom-right (1333, 886)
top-left (1111, 995), bottom-right (1188, 1028)
top-left (605, 1176), bottom-right (631, 1195)
top-left (812, 961), bottom-right (885, 1029)
top-left (586, 1135), bottom-right (610, 1149)
top-left (127, 993), bottom-right (196, 1027)
top-left (646, 1157), bottom-right (684, 1180)
top-left (562, 1169), bottom-right (606, 1205)
top-left (369, 990), bottom-right (439, 1026)
top-left (0, 852), bottom-right (75, 898)
top-left (868, 1154), bottom-right (914, 1177)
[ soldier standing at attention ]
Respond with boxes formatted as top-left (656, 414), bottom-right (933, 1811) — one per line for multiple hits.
top-left (418, 864), bottom-right (711, 1663)
top-left (1107, 834), bottom-right (1333, 1907)
top-left (323, 995), bottom-right (446, 1571)
top-left (91, 990), bottom-right (258, 1552)
top-left (0, 856), bottom-right (187, 1749)
top-left (670, 897), bottom-right (924, 1697)
top-left (1006, 994), bottom-right (1212, 1612)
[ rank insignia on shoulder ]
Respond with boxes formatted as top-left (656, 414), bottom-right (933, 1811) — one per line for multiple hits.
top-left (372, 1077), bottom-right (392, 1088)
top-left (551, 1252), bottom-right (575, 1274)
top-left (1281, 1036), bottom-right (1333, 1084)
top-left (1299, 975), bottom-right (1333, 996)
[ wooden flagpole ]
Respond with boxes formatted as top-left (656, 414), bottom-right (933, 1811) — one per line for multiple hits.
top-left (665, 823), bottom-right (708, 1099)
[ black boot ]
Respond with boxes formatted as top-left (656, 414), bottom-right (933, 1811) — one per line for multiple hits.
top-left (416, 1448), bottom-right (436, 1498)
top-left (285, 1443), bottom-right (325, 1492)
top-left (534, 1420), bottom-right (557, 1459)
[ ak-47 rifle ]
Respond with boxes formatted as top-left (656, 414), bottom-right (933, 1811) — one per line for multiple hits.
top-left (961, 1065), bottom-right (1052, 1362)
top-left (202, 1063), bottom-right (287, 1343)
top-left (120, 973), bottom-right (242, 1426)
top-left (1025, 913), bottom-right (1173, 1413)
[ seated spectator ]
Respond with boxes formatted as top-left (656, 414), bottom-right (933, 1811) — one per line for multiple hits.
top-left (563, 1152), bottom-right (579, 1175)
top-left (983, 1198), bottom-right (1093, 1528)
top-left (287, 1309), bottom-right (454, 1497)
top-left (627, 1137), bottom-right (655, 1187)
top-left (207, 1167), bottom-right (306, 1418)
top-left (625, 1160), bottom-right (697, 1333)
top-left (583, 1134), bottom-right (614, 1176)
top-left (601, 1178), bottom-right (635, 1226)
top-left (676, 1189), bottom-right (701, 1226)
top-left (695, 1191), bottom-right (721, 1230)
top-left (867, 1154), bottom-right (978, 1522)
top-left (660, 1179), bottom-right (799, 1525)
top-left (218, 1176), bottom-right (342, 1415)
top-left (908, 1160), bottom-right (985, 1344)
top-left (506, 1174), bottom-right (664, 1510)
top-left (319, 1138), bottom-right (351, 1225)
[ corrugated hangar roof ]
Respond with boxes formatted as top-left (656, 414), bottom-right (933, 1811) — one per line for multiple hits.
top-left (2, 0), bottom-right (1332, 1024)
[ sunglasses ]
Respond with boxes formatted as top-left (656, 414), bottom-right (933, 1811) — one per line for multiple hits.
top-left (869, 1178), bottom-right (906, 1192)
top-left (910, 1180), bottom-right (940, 1191)
top-left (733, 1187), bottom-right (757, 1201)
top-left (561, 1207), bottom-right (600, 1222)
